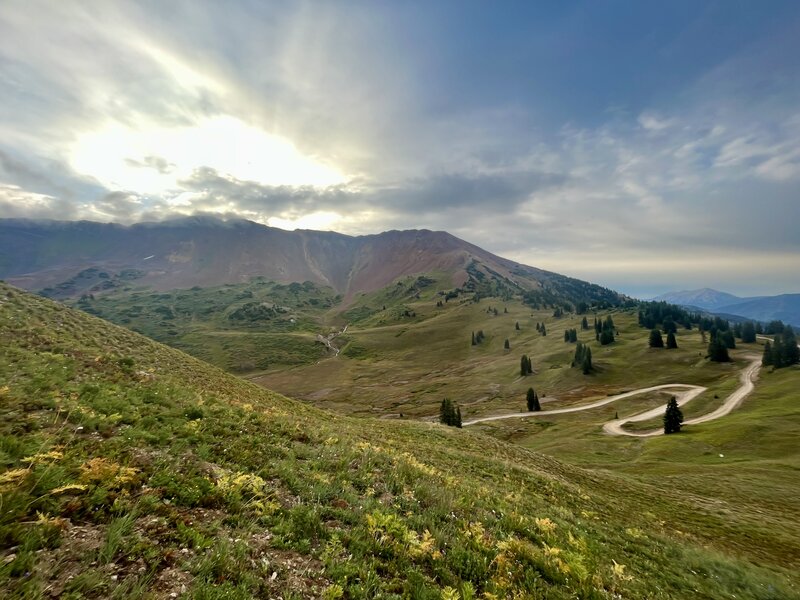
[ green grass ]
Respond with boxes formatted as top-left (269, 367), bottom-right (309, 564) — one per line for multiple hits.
top-left (66, 279), bottom-right (338, 372)
top-left (2, 283), bottom-right (799, 598)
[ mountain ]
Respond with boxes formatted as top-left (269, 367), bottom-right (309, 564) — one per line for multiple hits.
top-left (651, 288), bottom-right (745, 310)
top-left (716, 294), bottom-right (800, 327)
top-left (1, 282), bottom-right (797, 598)
top-left (652, 287), bottom-right (800, 327)
top-left (0, 217), bottom-right (623, 308)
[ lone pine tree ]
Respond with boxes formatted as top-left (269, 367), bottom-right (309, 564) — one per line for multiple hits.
top-left (439, 399), bottom-right (462, 427)
top-left (649, 329), bottom-right (664, 348)
top-left (666, 332), bottom-right (678, 349)
top-left (663, 396), bottom-right (684, 434)
top-left (520, 355), bottom-right (533, 376)
top-left (526, 387), bottom-right (541, 411)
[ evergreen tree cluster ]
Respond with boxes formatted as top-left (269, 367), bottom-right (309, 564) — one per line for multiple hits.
top-left (526, 387), bottom-right (541, 411)
top-left (738, 321), bottom-right (757, 343)
top-left (638, 302), bottom-right (698, 331)
top-left (439, 398), bottom-right (462, 427)
top-left (563, 328), bottom-right (578, 343)
top-left (520, 354), bottom-right (533, 376)
top-left (663, 396), bottom-right (683, 434)
top-left (764, 320), bottom-right (785, 335)
top-left (572, 343), bottom-right (592, 374)
top-left (471, 330), bottom-right (485, 346)
top-left (707, 337), bottom-right (731, 362)
top-left (762, 327), bottom-right (800, 369)
top-left (552, 307), bottom-right (564, 318)
top-left (595, 315), bottom-right (615, 345)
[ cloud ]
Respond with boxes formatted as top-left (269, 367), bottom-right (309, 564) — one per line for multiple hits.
top-left (637, 112), bottom-right (677, 131)
top-left (0, 1), bottom-right (799, 295)
top-left (125, 156), bottom-right (176, 175)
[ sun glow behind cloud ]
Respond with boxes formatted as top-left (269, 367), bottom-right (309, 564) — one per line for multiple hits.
top-left (69, 115), bottom-right (346, 195)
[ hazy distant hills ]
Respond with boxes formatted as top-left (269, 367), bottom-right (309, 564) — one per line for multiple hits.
top-left (0, 217), bottom-right (622, 307)
top-left (652, 288), bottom-right (745, 310)
top-left (653, 288), bottom-right (800, 327)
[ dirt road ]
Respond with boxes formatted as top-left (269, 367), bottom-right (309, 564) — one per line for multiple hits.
top-left (463, 357), bottom-right (761, 437)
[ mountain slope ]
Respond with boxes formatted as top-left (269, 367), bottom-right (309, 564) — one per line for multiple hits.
top-left (0, 217), bottom-right (623, 308)
top-left (717, 293), bottom-right (800, 327)
top-left (651, 288), bottom-right (744, 310)
top-left (1, 284), bottom-right (797, 598)
top-left (653, 288), bottom-right (800, 326)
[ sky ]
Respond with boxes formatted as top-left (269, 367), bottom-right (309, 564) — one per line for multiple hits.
top-left (1, 1), bottom-right (799, 298)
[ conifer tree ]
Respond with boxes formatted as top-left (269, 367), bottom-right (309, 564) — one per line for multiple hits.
top-left (741, 322), bottom-right (756, 343)
top-left (439, 399), bottom-right (454, 425)
top-left (663, 396), bottom-right (683, 434)
top-left (782, 326), bottom-right (799, 366)
top-left (573, 342), bottom-right (584, 367)
top-left (471, 331), bottom-right (476, 346)
top-left (649, 329), bottom-right (664, 348)
top-left (581, 316), bottom-right (589, 330)
top-left (662, 316), bottom-right (677, 335)
top-left (771, 337), bottom-right (784, 368)
top-left (526, 387), bottom-right (541, 411)
top-left (439, 399), bottom-right (462, 427)
top-left (520, 355), bottom-right (529, 377)
top-left (581, 347), bottom-right (592, 374)
top-left (708, 338), bottom-right (731, 362)
top-left (666, 332), bottom-right (678, 349)
top-left (762, 341), bottom-right (773, 366)
top-left (504, 338), bottom-right (510, 350)
top-left (541, 323), bottom-right (547, 336)
top-left (722, 330), bottom-right (736, 349)
top-left (515, 321), bottom-right (520, 331)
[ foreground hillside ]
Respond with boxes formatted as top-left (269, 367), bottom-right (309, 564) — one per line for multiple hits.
top-left (0, 284), bottom-right (797, 599)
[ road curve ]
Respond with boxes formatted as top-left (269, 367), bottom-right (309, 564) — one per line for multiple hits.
top-left (463, 357), bottom-right (761, 437)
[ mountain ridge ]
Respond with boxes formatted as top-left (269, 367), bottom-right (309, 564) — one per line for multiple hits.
top-left (653, 287), bottom-right (800, 326)
top-left (0, 217), bottom-right (622, 308)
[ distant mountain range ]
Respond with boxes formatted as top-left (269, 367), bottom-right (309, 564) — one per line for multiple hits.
top-left (0, 217), bottom-right (623, 308)
top-left (653, 288), bottom-right (800, 327)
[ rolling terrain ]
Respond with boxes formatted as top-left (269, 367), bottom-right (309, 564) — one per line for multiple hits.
top-left (1, 284), bottom-right (799, 599)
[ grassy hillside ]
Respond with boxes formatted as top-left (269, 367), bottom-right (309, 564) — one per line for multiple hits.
top-left (256, 292), bottom-right (759, 421)
top-left (67, 279), bottom-right (339, 372)
top-left (1, 284), bottom-right (798, 598)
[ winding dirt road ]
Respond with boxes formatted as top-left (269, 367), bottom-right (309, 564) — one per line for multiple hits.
top-left (463, 357), bottom-right (761, 437)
